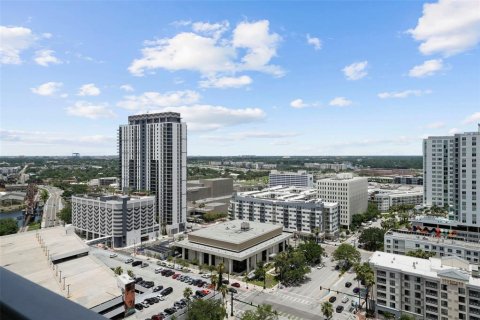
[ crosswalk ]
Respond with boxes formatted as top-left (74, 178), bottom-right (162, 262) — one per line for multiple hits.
top-left (273, 291), bottom-right (317, 306)
top-left (234, 308), bottom-right (304, 320)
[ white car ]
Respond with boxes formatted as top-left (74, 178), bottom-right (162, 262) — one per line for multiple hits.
top-left (125, 258), bottom-right (134, 264)
top-left (141, 302), bottom-right (149, 308)
top-left (156, 295), bottom-right (165, 301)
top-left (342, 296), bottom-right (350, 303)
top-left (155, 267), bottom-right (163, 273)
top-left (201, 274), bottom-right (210, 279)
top-left (109, 253), bottom-right (117, 258)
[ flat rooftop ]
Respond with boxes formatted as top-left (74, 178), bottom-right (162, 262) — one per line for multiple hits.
top-left (386, 230), bottom-right (480, 249)
top-left (0, 226), bottom-right (122, 309)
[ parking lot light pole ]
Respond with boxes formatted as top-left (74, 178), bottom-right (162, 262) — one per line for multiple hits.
top-left (230, 291), bottom-right (234, 316)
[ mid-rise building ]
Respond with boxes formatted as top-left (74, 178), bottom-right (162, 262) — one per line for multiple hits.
top-left (119, 112), bottom-right (187, 234)
top-left (229, 186), bottom-right (339, 238)
top-left (423, 126), bottom-right (479, 226)
top-left (72, 194), bottom-right (157, 248)
top-left (187, 178), bottom-right (233, 202)
top-left (394, 175), bottom-right (423, 185)
top-left (269, 170), bottom-right (314, 188)
top-left (369, 185), bottom-right (423, 212)
top-left (370, 251), bottom-right (480, 320)
top-left (317, 174), bottom-right (368, 227)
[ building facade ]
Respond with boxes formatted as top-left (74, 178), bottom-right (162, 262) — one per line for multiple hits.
top-left (72, 195), bottom-right (157, 248)
top-left (423, 127), bottom-right (479, 226)
top-left (269, 170), bottom-right (314, 188)
top-left (394, 175), bottom-right (423, 185)
top-left (317, 175), bottom-right (368, 227)
top-left (370, 251), bottom-right (480, 320)
top-left (229, 186), bottom-right (339, 238)
top-left (119, 112), bottom-right (187, 234)
top-left (372, 189), bottom-right (423, 212)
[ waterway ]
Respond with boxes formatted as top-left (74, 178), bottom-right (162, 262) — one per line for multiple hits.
top-left (0, 210), bottom-right (42, 228)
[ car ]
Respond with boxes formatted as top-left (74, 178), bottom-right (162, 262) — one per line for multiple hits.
top-left (135, 303), bottom-right (144, 310)
top-left (134, 277), bottom-right (143, 283)
top-left (141, 302), bottom-right (150, 308)
top-left (342, 296), bottom-right (349, 303)
top-left (222, 279), bottom-right (229, 285)
top-left (155, 267), bottom-right (163, 273)
top-left (156, 295), bottom-right (165, 301)
top-left (329, 296), bottom-right (337, 303)
top-left (141, 263), bottom-right (149, 268)
top-left (160, 287), bottom-right (173, 296)
top-left (228, 288), bottom-right (237, 293)
top-left (125, 258), bottom-right (134, 264)
top-left (153, 285), bottom-right (164, 292)
top-left (316, 264), bottom-right (324, 269)
top-left (132, 261), bottom-right (142, 267)
top-left (360, 279), bottom-right (366, 286)
top-left (345, 282), bottom-right (352, 288)
top-left (231, 282), bottom-right (240, 288)
top-left (109, 253), bottom-right (117, 258)
top-left (335, 265), bottom-right (340, 270)
top-left (164, 308), bottom-right (175, 315)
top-left (353, 287), bottom-right (360, 294)
top-left (201, 274), bottom-right (210, 279)
top-left (172, 273), bottom-right (180, 279)
top-left (336, 305), bottom-right (344, 313)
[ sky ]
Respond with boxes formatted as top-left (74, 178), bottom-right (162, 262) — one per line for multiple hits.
top-left (1, 0), bottom-right (479, 156)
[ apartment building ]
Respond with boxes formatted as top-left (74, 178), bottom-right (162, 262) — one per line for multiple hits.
top-left (370, 185), bottom-right (423, 212)
top-left (229, 186), bottom-right (339, 238)
top-left (384, 230), bottom-right (480, 264)
top-left (423, 126), bottom-right (479, 226)
top-left (119, 112), bottom-right (187, 234)
top-left (72, 195), bottom-right (157, 248)
top-left (394, 175), bottom-right (423, 185)
top-left (317, 174), bottom-right (368, 227)
top-left (370, 251), bottom-right (480, 320)
top-left (269, 170), bottom-right (314, 188)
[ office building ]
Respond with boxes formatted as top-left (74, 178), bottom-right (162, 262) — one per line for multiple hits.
top-left (369, 184), bottom-right (423, 212)
top-left (72, 194), bottom-right (157, 248)
top-left (423, 127), bottom-right (479, 226)
top-left (175, 221), bottom-right (292, 274)
top-left (229, 186), bottom-right (339, 238)
top-left (394, 175), bottom-right (423, 185)
top-left (187, 178), bottom-right (233, 202)
top-left (119, 112), bottom-right (187, 234)
top-left (317, 174), bottom-right (368, 227)
top-left (384, 229), bottom-right (480, 264)
top-left (269, 170), bottom-right (314, 188)
top-left (370, 251), bottom-right (480, 320)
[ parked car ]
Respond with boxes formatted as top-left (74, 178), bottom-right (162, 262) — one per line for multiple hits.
top-left (336, 305), bottom-right (344, 313)
top-left (141, 263), bottom-right (149, 268)
top-left (172, 273), bottom-right (180, 279)
top-left (132, 261), bottom-right (142, 267)
top-left (222, 279), bottom-right (229, 285)
top-left (228, 288), bottom-right (237, 293)
top-left (135, 303), bottom-right (143, 310)
top-left (353, 287), bottom-right (360, 294)
top-left (153, 285), bottom-right (164, 292)
top-left (329, 296), bottom-right (337, 303)
top-left (141, 302), bottom-right (149, 308)
top-left (231, 282), bottom-right (241, 288)
top-left (342, 296), bottom-right (349, 303)
top-left (155, 267), bottom-right (163, 273)
top-left (109, 253), bottom-right (117, 258)
top-left (134, 277), bottom-right (143, 283)
top-left (125, 258), bottom-right (134, 264)
top-left (164, 308), bottom-right (175, 315)
top-left (345, 282), bottom-right (352, 288)
top-left (160, 287), bottom-right (173, 296)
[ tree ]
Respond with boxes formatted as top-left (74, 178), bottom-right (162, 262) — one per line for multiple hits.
top-left (183, 287), bottom-right (193, 309)
top-left (210, 274), bottom-right (218, 296)
top-left (219, 284), bottom-right (228, 305)
top-left (298, 240), bottom-right (325, 265)
top-left (399, 315), bottom-right (415, 320)
top-left (354, 263), bottom-right (375, 311)
top-left (321, 302), bottom-right (333, 319)
top-left (313, 227), bottom-right (321, 243)
top-left (381, 217), bottom-right (398, 231)
top-left (186, 298), bottom-right (227, 320)
top-left (406, 249), bottom-right (435, 259)
top-left (332, 243), bottom-right (361, 269)
top-left (274, 248), bottom-right (310, 286)
top-left (114, 266), bottom-right (123, 275)
top-left (254, 261), bottom-right (266, 281)
top-left (0, 218), bottom-right (19, 236)
top-left (241, 304), bottom-right (278, 320)
top-left (216, 262), bottom-right (225, 290)
top-left (40, 189), bottom-right (49, 203)
top-left (359, 227), bottom-right (385, 251)
top-left (126, 269), bottom-right (134, 278)
top-left (57, 203), bottom-right (72, 224)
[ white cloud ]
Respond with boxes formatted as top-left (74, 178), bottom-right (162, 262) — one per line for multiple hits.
top-left (129, 20), bottom-right (283, 78)
top-left (329, 97), bottom-right (352, 107)
top-left (199, 75), bottom-right (252, 89)
top-left (290, 98), bottom-right (308, 109)
top-left (409, 59), bottom-right (444, 78)
top-left (120, 84), bottom-right (134, 92)
top-left (408, 0), bottom-right (480, 56)
top-left (117, 90), bottom-right (201, 110)
top-left (34, 49), bottom-right (61, 66)
top-left (202, 131), bottom-right (299, 141)
top-left (78, 83), bottom-right (101, 96)
top-left (31, 82), bottom-right (63, 96)
top-left (0, 26), bottom-right (35, 64)
top-left (378, 89), bottom-right (432, 99)
top-left (425, 121), bottom-right (445, 129)
top-left (66, 101), bottom-right (115, 119)
top-left (306, 34), bottom-right (321, 50)
top-left (342, 61), bottom-right (368, 80)
top-left (0, 129), bottom-right (114, 146)
top-left (464, 112), bottom-right (480, 124)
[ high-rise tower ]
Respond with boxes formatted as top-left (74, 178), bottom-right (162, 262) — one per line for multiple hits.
top-left (119, 112), bottom-right (187, 234)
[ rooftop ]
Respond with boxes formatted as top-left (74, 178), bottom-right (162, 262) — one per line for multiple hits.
top-left (385, 229), bottom-right (480, 249)
top-left (237, 186), bottom-right (319, 203)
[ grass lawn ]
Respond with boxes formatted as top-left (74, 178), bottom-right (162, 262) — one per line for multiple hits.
top-left (248, 274), bottom-right (278, 288)
top-left (28, 222), bottom-right (41, 230)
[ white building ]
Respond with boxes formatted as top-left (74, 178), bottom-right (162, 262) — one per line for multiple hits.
top-left (384, 230), bottom-right (480, 264)
top-left (369, 184), bottom-right (423, 212)
top-left (370, 251), bottom-right (480, 320)
top-left (229, 186), bottom-right (339, 238)
top-left (269, 170), bottom-right (314, 188)
top-left (423, 126), bottom-right (479, 226)
top-left (317, 174), bottom-right (368, 227)
top-left (119, 112), bottom-right (187, 234)
top-left (72, 195), bottom-right (157, 248)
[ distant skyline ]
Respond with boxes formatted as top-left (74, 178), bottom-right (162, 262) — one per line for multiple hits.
top-left (1, 0), bottom-right (479, 156)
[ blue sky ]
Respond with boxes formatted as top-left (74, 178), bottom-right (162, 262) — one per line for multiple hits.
top-left (1, 0), bottom-right (479, 156)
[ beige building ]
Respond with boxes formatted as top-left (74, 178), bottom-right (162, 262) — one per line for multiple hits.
top-left (175, 221), bottom-right (291, 274)
top-left (317, 174), bottom-right (368, 227)
top-left (370, 251), bottom-right (480, 320)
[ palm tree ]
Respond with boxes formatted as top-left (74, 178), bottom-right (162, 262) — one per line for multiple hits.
top-left (313, 227), bottom-right (321, 243)
top-left (126, 269), bottom-right (134, 278)
top-left (219, 284), bottom-right (228, 305)
top-left (113, 266), bottom-right (123, 275)
top-left (210, 274), bottom-right (218, 296)
top-left (354, 262), bottom-right (375, 311)
top-left (321, 301), bottom-right (333, 319)
top-left (216, 262), bottom-right (225, 290)
top-left (183, 287), bottom-right (193, 309)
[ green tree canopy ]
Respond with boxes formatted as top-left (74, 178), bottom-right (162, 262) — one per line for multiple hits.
top-left (0, 218), bottom-right (19, 236)
top-left (406, 249), bottom-right (436, 259)
top-left (321, 301), bottom-right (333, 319)
top-left (298, 240), bottom-right (325, 265)
top-left (241, 304), bottom-right (278, 320)
top-left (332, 243), bottom-right (361, 268)
top-left (359, 227), bottom-right (385, 251)
top-left (186, 298), bottom-right (227, 320)
top-left (273, 248), bottom-right (310, 286)
top-left (354, 263), bottom-right (375, 311)
top-left (57, 203), bottom-right (72, 224)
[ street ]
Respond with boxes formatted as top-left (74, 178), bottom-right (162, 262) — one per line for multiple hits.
top-left (40, 185), bottom-right (64, 228)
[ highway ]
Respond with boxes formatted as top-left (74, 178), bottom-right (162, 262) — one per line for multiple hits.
top-left (40, 185), bottom-right (64, 228)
